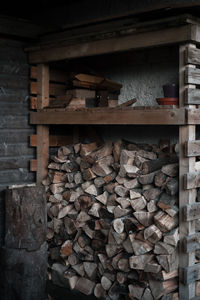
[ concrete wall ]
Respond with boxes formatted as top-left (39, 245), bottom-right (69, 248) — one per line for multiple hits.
top-left (80, 45), bottom-right (179, 144)
top-left (0, 38), bottom-right (35, 247)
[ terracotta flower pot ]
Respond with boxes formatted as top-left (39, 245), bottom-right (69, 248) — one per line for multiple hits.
top-left (156, 97), bottom-right (179, 105)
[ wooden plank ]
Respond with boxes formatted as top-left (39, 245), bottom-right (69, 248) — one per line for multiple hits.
top-left (185, 46), bottom-right (200, 65)
top-left (30, 107), bottom-right (186, 125)
top-left (185, 66), bottom-right (200, 85)
top-left (30, 81), bottom-right (66, 97)
top-left (185, 140), bottom-right (200, 157)
top-left (187, 108), bottom-right (200, 124)
top-left (181, 263), bottom-right (200, 285)
top-left (185, 88), bottom-right (200, 104)
top-left (30, 66), bottom-right (69, 83)
top-left (28, 25), bottom-right (193, 64)
top-left (184, 232), bottom-right (200, 253)
top-left (30, 159), bottom-right (37, 172)
top-left (179, 44), bottom-right (196, 300)
top-left (30, 134), bottom-right (73, 147)
top-left (183, 203), bottom-right (200, 221)
top-left (184, 172), bottom-right (200, 189)
top-left (36, 64), bottom-right (49, 184)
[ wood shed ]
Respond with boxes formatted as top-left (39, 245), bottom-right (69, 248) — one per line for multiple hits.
top-left (1, 1), bottom-right (200, 300)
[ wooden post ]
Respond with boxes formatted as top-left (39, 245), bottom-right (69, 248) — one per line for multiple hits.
top-left (179, 44), bottom-right (196, 299)
top-left (2, 185), bottom-right (47, 300)
top-left (37, 64), bottom-right (49, 184)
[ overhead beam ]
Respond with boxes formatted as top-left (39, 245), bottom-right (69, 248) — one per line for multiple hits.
top-left (28, 24), bottom-right (197, 64)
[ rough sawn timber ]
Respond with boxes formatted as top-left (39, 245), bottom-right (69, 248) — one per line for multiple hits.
top-left (30, 107), bottom-right (186, 125)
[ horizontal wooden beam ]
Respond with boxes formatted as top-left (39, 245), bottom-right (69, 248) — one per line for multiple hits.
top-left (185, 140), bottom-right (200, 157)
top-left (183, 232), bottom-right (200, 253)
top-left (185, 46), bottom-right (200, 65)
top-left (30, 107), bottom-right (186, 125)
top-left (184, 172), bottom-right (200, 189)
top-left (182, 203), bottom-right (200, 221)
top-left (28, 25), bottom-right (194, 64)
top-left (185, 88), bottom-right (200, 105)
top-left (187, 108), bottom-right (200, 124)
top-left (30, 134), bottom-right (73, 147)
top-left (185, 66), bottom-right (200, 85)
top-left (181, 263), bottom-right (200, 285)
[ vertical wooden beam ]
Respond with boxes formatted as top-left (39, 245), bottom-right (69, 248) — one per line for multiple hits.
top-left (179, 44), bottom-right (196, 299)
top-left (36, 64), bottom-right (49, 184)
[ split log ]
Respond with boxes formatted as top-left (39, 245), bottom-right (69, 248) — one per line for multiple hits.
top-left (147, 200), bottom-right (158, 213)
top-left (113, 140), bottom-right (123, 163)
top-left (114, 206), bottom-right (131, 218)
top-left (129, 254), bottom-right (154, 270)
top-left (114, 185), bottom-right (128, 197)
top-left (142, 156), bottom-right (177, 175)
top-left (80, 143), bottom-right (98, 157)
top-left (131, 239), bottom-right (153, 255)
top-left (120, 149), bottom-right (135, 165)
top-left (156, 251), bottom-right (178, 273)
top-left (118, 258), bottom-right (130, 272)
top-left (83, 262), bottom-right (97, 280)
top-left (164, 228), bottom-right (179, 246)
top-left (144, 225), bottom-right (162, 243)
top-left (138, 171), bottom-right (158, 185)
top-left (154, 242), bottom-right (175, 255)
top-left (154, 172), bottom-right (167, 187)
top-left (133, 212), bottom-right (154, 227)
top-left (165, 178), bottom-right (178, 196)
top-left (154, 211), bottom-right (177, 233)
top-left (157, 193), bottom-right (177, 211)
top-left (75, 277), bottom-right (95, 295)
top-left (143, 188), bottom-right (161, 201)
top-left (96, 191), bottom-right (108, 205)
top-left (130, 190), bottom-right (142, 199)
top-left (149, 278), bottom-right (178, 300)
top-left (130, 196), bottom-right (147, 211)
top-left (161, 164), bottom-right (178, 177)
top-left (128, 284), bottom-right (145, 299)
top-left (113, 218), bottom-right (124, 234)
top-left (144, 261), bottom-right (162, 273)
top-left (94, 283), bottom-right (107, 298)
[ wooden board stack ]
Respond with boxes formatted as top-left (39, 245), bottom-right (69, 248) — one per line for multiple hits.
top-left (44, 140), bottom-right (179, 299)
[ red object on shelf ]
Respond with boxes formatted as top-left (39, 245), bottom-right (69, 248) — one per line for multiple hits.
top-left (156, 97), bottom-right (179, 105)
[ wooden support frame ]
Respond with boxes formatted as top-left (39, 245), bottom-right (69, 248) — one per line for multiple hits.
top-left (36, 64), bottom-right (49, 184)
top-left (179, 44), bottom-right (197, 299)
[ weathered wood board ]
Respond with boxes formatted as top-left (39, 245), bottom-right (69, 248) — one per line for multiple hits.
top-left (184, 172), bottom-right (200, 189)
top-left (5, 186), bottom-right (47, 251)
top-left (185, 140), bottom-right (200, 157)
top-left (182, 203), bottom-right (200, 222)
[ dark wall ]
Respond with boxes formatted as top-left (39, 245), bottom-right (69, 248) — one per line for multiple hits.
top-left (0, 38), bottom-right (35, 246)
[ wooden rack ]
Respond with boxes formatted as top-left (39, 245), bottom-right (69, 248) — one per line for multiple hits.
top-left (26, 15), bottom-right (200, 300)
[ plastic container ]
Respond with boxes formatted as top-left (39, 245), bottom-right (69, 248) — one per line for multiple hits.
top-left (163, 83), bottom-right (179, 98)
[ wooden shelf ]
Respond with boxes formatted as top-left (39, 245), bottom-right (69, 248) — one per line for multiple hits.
top-left (30, 106), bottom-right (186, 125)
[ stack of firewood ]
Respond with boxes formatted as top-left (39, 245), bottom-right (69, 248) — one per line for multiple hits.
top-left (43, 140), bottom-right (179, 300)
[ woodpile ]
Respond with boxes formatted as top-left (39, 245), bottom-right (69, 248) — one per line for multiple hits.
top-left (44, 140), bottom-right (179, 299)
